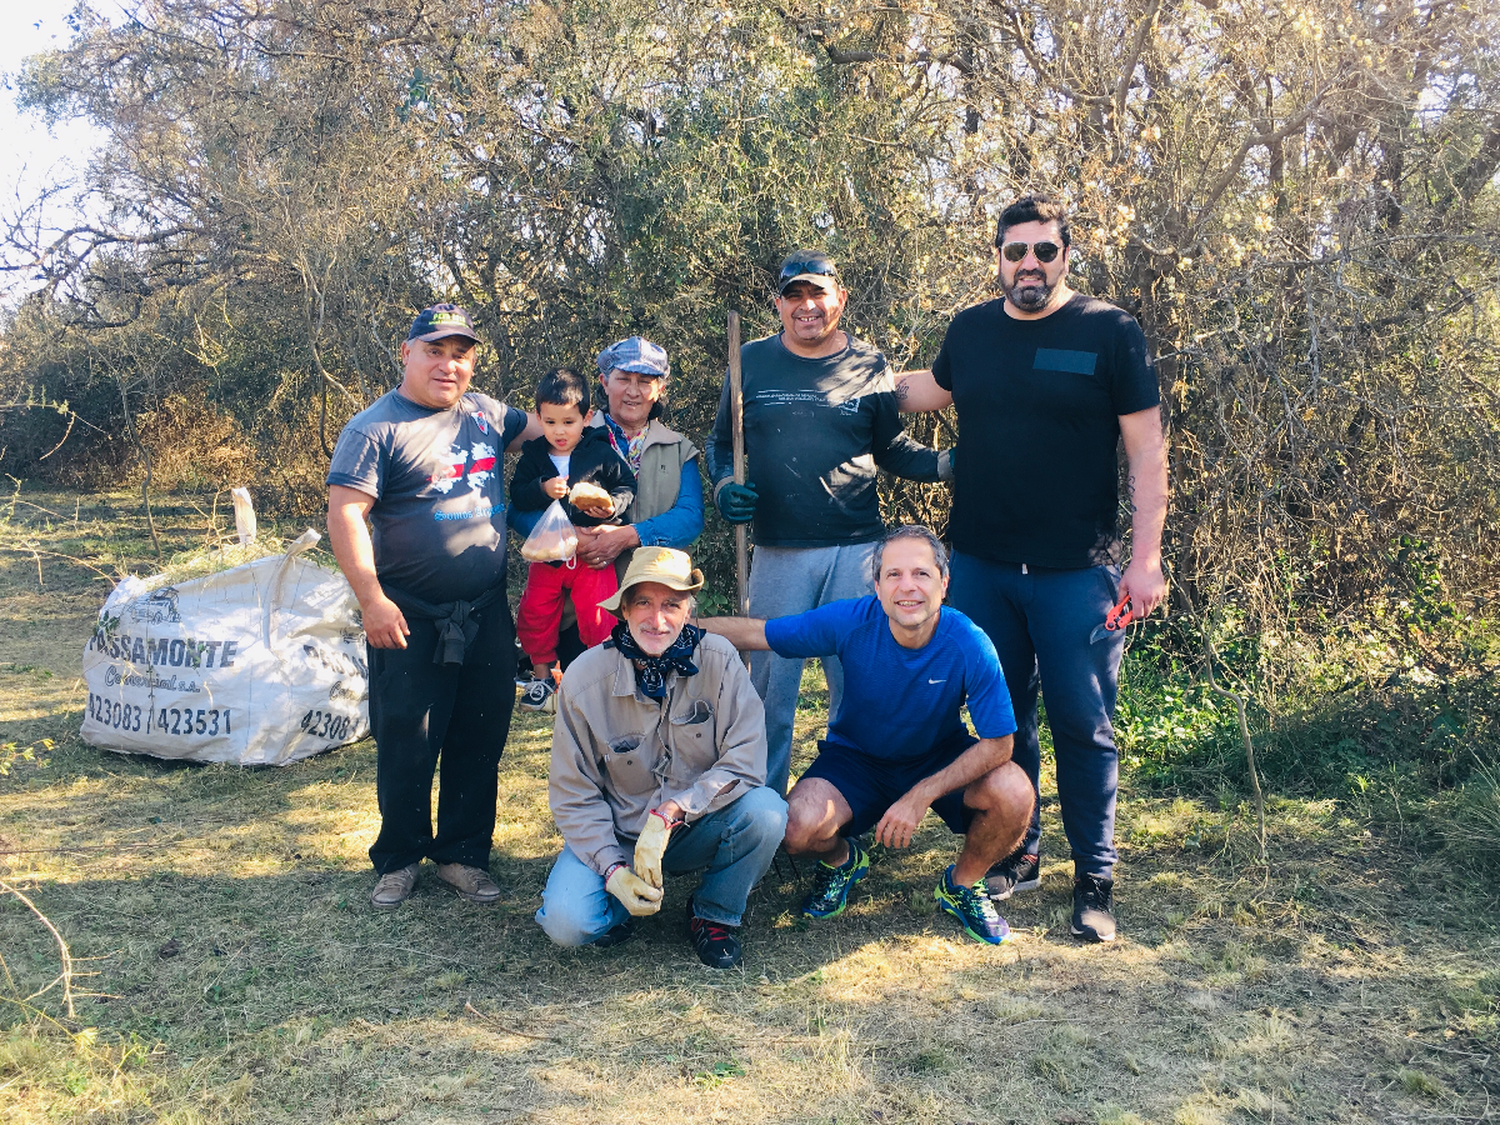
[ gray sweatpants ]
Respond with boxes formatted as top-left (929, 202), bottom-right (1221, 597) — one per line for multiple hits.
top-left (747, 542), bottom-right (877, 795)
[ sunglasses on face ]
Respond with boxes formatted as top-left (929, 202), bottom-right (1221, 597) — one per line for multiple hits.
top-left (1000, 240), bottom-right (1063, 264)
top-left (778, 259), bottom-right (839, 284)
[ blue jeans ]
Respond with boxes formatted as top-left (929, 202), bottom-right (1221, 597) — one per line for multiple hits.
top-left (947, 552), bottom-right (1123, 878)
top-left (535, 786), bottom-right (788, 946)
top-left (747, 542), bottom-right (877, 794)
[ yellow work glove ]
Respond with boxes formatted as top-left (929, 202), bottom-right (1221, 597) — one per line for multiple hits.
top-left (633, 809), bottom-right (677, 889)
top-left (605, 864), bottom-right (663, 916)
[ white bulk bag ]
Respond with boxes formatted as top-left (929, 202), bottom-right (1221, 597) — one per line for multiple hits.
top-left (81, 530), bottom-right (370, 765)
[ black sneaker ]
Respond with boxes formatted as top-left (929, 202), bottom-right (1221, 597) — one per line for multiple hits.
top-left (517, 679), bottom-right (556, 713)
top-left (687, 898), bottom-right (742, 969)
top-left (592, 917), bottom-right (636, 948)
top-left (984, 851), bottom-right (1040, 902)
top-left (1071, 872), bottom-right (1116, 942)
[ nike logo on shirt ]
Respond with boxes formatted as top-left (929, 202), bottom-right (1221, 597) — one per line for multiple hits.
top-left (928, 678), bottom-right (946, 684)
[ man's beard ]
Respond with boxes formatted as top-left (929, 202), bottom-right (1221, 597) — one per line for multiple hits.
top-left (1003, 271), bottom-right (1054, 312)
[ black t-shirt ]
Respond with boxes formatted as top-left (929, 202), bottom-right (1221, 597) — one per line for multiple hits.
top-left (705, 333), bottom-right (940, 547)
top-left (932, 293), bottom-right (1159, 568)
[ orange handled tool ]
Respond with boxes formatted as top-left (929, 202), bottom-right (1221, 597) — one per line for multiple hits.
top-left (1089, 594), bottom-right (1134, 644)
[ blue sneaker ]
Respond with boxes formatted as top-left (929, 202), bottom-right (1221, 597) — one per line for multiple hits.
top-left (935, 865), bottom-right (1012, 945)
top-left (801, 838), bottom-right (869, 919)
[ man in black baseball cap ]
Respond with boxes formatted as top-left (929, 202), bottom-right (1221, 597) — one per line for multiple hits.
top-left (704, 251), bottom-right (953, 796)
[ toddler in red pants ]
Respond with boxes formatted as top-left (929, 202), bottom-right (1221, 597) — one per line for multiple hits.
top-left (510, 367), bottom-right (636, 709)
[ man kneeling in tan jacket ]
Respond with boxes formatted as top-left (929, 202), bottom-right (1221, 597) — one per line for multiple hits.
top-left (536, 548), bottom-right (787, 969)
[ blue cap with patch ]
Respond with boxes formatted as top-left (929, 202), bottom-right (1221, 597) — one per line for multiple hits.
top-left (407, 303), bottom-right (479, 343)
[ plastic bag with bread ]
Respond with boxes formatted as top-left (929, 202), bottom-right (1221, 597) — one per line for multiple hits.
top-left (520, 500), bottom-right (580, 562)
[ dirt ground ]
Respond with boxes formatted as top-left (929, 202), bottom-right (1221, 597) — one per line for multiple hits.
top-left (1, 487), bottom-right (1496, 1124)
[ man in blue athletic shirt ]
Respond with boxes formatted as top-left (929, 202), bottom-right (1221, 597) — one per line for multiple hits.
top-left (698, 525), bottom-right (1034, 945)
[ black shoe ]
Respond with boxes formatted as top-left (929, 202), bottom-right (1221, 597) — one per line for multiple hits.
top-left (517, 679), bottom-right (556, 713)
top-left (984, 851), bottom-right (1041, 901)
top-left (686, 898), bottom-right (742, 968)
top-left (592, 917), bottom-right (636, 948)
top-left (1071, 872), bottom-right (1116, 942)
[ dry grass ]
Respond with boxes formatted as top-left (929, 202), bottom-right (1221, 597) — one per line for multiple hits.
top-left (1, 485), bottom-right (1498, 1124)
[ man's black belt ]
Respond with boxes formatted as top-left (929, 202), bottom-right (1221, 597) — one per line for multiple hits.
top-left (382, 583), bottom-right (506, 667)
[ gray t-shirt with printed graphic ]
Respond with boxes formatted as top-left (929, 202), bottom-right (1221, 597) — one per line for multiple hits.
top-left (328, 389), bottom-right (528, 604)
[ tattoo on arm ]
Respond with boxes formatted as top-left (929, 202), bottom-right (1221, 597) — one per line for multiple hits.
top-left (1127, 473), bottom-right (1138, 514)
top-left (894, 381), bottom-right (909, 402)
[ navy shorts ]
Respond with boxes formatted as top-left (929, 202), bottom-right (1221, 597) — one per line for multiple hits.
top-left (799, 733), bottom-right (980, 837)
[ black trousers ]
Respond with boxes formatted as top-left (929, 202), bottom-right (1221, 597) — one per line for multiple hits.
top-left (367, 601), bottom-right (516, 874)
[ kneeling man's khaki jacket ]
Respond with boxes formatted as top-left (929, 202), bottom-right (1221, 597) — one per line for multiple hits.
top-left (549, 633), bottom-right (769, 878)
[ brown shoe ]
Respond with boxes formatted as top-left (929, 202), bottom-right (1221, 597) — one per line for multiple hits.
top-left (436, 863), bottom-right (502, 905)
top-left (371, 863), bottom-right (420, 909)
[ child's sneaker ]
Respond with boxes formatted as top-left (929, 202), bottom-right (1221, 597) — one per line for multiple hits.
top-left (517, 678), bottom-right (556, 713)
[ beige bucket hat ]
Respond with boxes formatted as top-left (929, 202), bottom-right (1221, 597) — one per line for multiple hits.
top-left (598, 548), bottom-right (704, 616)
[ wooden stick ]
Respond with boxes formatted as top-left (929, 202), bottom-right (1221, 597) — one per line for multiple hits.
top-left (728, 311), bottom-right (749, 617)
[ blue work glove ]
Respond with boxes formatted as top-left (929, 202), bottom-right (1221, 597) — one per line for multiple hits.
top-left (716, 481), bottom-right (758, 524)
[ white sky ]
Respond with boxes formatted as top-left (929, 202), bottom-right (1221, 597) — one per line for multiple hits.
top-left (1, 1), bottom-right (112, 305)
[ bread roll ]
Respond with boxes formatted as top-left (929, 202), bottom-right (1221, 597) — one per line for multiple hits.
top-left (568, 481), bottom-right (612, 508)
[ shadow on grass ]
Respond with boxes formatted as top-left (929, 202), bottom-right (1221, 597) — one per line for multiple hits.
top-left (3, 718), bottom-right (1498, 1125)
top-left (4, 800), bottom-right (1498, 1125)
top-left (3, 488), bottom-right (1498, 1123)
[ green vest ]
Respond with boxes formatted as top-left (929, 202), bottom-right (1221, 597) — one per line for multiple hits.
top-left (629, 419), bottom-right (698, 526)
top-left (589, 415), bottom-right (698, 526)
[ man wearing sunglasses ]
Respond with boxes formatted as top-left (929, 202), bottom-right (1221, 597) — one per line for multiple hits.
top-left (896, 194), bottom-right (1168, 943)
top-left (705, 250), bottom-right (953, 795)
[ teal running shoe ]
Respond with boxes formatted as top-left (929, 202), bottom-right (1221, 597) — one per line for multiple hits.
top-left (801, 838), bottom-right (869, 918)
top-left (935, 865), bottom-right (1012, 945)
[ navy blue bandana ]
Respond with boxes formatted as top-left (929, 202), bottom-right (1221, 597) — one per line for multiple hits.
top-left (612, 620), bottom-right (704, 699)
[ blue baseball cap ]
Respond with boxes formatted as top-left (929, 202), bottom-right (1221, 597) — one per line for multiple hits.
top-left (596, 336), bottom-right (670, 378)
top-left (407, 303), bottom-right (479, 343)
